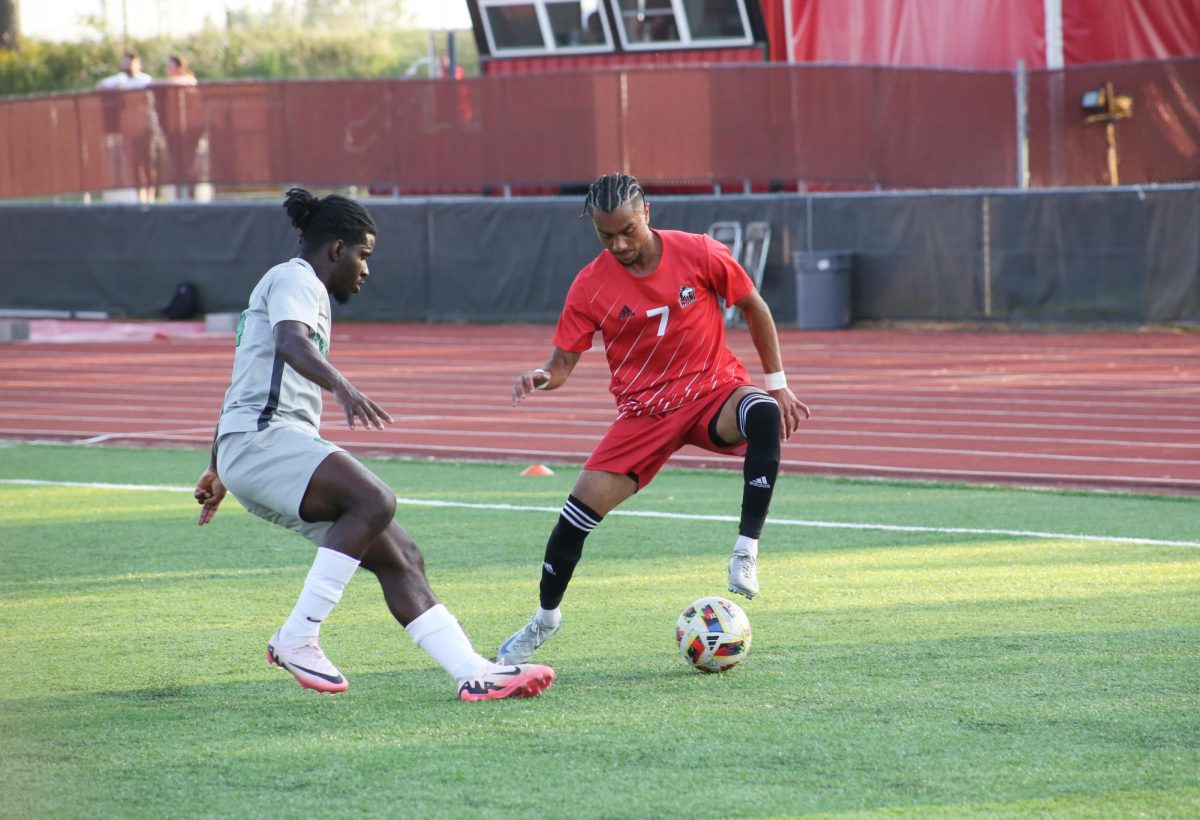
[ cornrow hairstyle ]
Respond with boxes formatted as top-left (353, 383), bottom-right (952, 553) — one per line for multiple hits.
top-left (579, 172), bottom-right (645, 220)
top-left (283, 187), bottom-right (377, 248)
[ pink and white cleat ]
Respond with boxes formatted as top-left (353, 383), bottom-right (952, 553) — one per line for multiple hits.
top-left (267, 630), bottom-right (349, 694)
top-left (457, 663), bottom-right (556, 702)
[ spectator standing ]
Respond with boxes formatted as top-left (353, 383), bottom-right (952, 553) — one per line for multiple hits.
top-left (163, 54), bottom-right (197, 86)
top-left (97, 51), bottom-right (154, 203)
top-left (155, 54), bottom-right (201, 199)
top-left (97, 51), bottom-right (153, 89)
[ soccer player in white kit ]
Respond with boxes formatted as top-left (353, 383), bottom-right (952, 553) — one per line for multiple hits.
top-left (194, 188), bottom-right (554, 701)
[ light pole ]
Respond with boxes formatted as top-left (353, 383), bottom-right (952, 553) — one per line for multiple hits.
top-left (1081, 81), bottom-right (1133, 186)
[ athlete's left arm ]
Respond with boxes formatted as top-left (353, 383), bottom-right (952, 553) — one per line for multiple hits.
top-left (734, 290), bottom-right (812, 439)
top-left (195, 426), bottom-right (226, 525)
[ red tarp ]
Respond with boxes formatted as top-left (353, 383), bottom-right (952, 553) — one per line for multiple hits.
top-left (768, 0), bottom-right (1200, 69)
top-left (1062, 0), bottom-right (1200, 64)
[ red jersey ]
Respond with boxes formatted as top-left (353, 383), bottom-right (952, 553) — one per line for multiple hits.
top-left (553, 229), bottom-right (754, 417)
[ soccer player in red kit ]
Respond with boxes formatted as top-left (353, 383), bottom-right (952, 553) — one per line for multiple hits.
top-left (498, 173), bottom-right (810, 665)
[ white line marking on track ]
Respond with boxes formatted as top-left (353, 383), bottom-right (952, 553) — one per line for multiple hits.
top-left (75, 427), bottom-right (215, 445)
top-left (1, 478), bottom-right (1196, 549)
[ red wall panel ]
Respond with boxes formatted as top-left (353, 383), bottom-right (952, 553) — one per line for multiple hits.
top-left (1027, 59), bottom-right (1200, 186)
top-left (2, 60), bottom-right (1194, 199)
top-left (766, 0), bottom-right (1200, 69)
top-left (483, 48), bottom-right (764, 75)
top-left (779, 0), bottom-right (1045, 69)
top-left (1062, 0), bottom-right (1200, 64)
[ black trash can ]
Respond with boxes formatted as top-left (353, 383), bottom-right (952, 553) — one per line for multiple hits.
top-left (793, 251), bottom-right (852, 329)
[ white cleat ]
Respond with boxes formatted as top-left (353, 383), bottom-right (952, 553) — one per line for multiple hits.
top-left (267, 630), bottom-right (349, 694)
top-left (728, 552), bottom-right (759, 599)
top-left (496, 615), bottom-right (562, 665)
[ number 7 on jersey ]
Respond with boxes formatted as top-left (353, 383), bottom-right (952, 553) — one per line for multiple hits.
top-left (646, 305), bottom-right (669, 336)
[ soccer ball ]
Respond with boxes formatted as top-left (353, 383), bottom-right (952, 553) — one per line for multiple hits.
top-left (675, 596), bottom-right (752, 673)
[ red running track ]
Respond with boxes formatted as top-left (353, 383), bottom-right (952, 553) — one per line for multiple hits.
top-left (2, 320), bottom-right (1198, 494)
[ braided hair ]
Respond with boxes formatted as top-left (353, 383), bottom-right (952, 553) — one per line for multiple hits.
top-left (283, 187), bottom-right (377, 249)
top-left (579, 172), bottom-right (645, 220)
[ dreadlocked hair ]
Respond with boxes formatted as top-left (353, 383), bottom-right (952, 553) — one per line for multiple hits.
top-left (579, 173), bottom-right (645, 220)
top-left (283, 187), bottom-right (377, 248)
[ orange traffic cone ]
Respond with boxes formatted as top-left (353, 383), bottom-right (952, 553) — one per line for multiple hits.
top-left (521, 464), bottom-right (555, 476)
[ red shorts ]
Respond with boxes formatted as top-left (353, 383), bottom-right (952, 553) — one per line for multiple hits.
top-left (584, 383), bottom-right (749, 489)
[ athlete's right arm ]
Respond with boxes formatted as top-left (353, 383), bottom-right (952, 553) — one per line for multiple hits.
top-left (273, 320), bottom-right (394, 430)
top-left (513, 347), bottom-right (581, 406)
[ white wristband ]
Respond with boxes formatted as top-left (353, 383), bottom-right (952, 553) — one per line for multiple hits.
top-left (764, 371), bottom-right (788, 391)
top-left (532, 368), bottom-right (551, 390)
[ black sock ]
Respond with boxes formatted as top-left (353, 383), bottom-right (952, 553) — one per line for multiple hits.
top-left (539, 494), bottom-right (603, 610)
top-left (737, 393), bottom-right (781, 539)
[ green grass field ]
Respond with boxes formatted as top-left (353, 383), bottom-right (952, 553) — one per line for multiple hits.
top-left (2, 443), bottom-right (1198, 818)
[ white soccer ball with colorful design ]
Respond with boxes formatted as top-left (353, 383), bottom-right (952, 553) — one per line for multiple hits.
top-left (675, 596), bottom-right (752, 673)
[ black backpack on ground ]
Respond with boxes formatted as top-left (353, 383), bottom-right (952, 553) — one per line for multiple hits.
top-left (162, 281), bottom-right (200, 320)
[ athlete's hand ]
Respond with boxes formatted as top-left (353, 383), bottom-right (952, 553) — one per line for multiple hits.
top-left (195, 466), bottom-right (227, 525)
top-left (332, 380), bottom-right (393, 430)
top-left (512, 368), bottom-right (551, 406)
top-left (772, 388), bottom-right (810, 440)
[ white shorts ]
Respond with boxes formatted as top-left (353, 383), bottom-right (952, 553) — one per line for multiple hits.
top-left (216, 424), bottom-right (344, 546)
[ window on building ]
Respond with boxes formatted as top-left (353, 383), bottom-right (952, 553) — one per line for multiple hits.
top-left (610, 0), bottom-right (752, 50)
top-left (683, 0), bottom-right (750, 41)
top-left (614, 0), bottom-right (680, 45)
top-left (484, 3), bottom-right (544, 50)
top-left (480, 0), bottom-right (614, 55)
top-left (547, 1), bottom-right (609, 47)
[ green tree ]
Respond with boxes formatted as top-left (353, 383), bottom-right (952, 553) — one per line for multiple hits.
top-left (1, 0), bottom-right (17, 50)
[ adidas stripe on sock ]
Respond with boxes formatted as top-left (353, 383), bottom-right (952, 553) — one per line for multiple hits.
top-left (539, 495), bottom-right (602, 610)
top-left (561, 496), bottom-right (601, 532)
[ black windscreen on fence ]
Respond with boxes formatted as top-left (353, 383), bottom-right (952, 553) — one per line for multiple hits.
top-left (2, 187), bottom-right (1197, 325)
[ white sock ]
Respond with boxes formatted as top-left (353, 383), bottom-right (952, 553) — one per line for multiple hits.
top-left (277, 547), bottom-right (360, 645)
top-left (733, 535), bottom-right (759, 557)
top-left (405, 604), bottom-right (490, 681)
top-left (536, 606), bottom-right (562, 628)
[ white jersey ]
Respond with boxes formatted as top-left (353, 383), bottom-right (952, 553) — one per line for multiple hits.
top-left (218, 258), bottom-right (331, 436)
top-left (96, 71), bottom-right (153, 90)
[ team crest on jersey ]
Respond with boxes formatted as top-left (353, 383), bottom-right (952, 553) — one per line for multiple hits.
top-left (678, 285), bottom-right (697, 308)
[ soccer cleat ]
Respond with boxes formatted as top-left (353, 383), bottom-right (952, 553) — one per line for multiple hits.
top-left (728, 552), bottom-right (759, 599)
top-left (496, 615), bottom-right (562, 664)
top-left (457, 663), bottom-right (556, 702)
top-left (267, 630), bottom-right (349, 694)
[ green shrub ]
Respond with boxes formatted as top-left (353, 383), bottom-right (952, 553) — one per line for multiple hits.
top-left (0, 20), bottom-right (477, 97)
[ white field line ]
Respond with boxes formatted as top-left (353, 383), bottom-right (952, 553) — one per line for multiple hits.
top-left (2, 434), bottom-right (1198, 486)
top-left (1, 477), bottom-right (1197, 549)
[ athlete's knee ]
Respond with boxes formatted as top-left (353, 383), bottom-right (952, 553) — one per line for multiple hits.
top-left (356, 477), bottom-right (397, 532)
top-left (307, 455), bottom-right (396, 531)
top-left (738, 392), bottom-right (781, 445)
